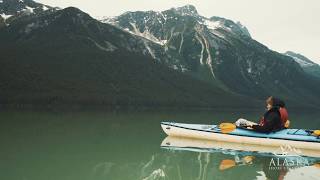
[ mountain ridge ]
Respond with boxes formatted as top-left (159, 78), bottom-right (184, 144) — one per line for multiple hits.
top-left (284, 51), bottom-right (320, 78)
top-left (1, 2), bottom-right (319, 109)
top-left (102, 5), bottom-right (320, 106)
top-left (0, 6), bottom-right (263, 109)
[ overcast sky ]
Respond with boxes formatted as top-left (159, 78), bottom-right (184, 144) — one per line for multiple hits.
top-left (37, 0), bottom-right (319, 64)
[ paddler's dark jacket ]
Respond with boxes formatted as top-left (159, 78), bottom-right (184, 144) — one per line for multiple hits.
top-left (252, 107), bottom-right (282, 133)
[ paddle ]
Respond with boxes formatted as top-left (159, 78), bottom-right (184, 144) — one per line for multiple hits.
top-left (219, 156), bottom-right (256, 171)
top-left (219, 159), bottom-right (236, 170)
top-left (305, 129), bottom-right (320, 137)
top-left (242, 156), bottom-right (255, 164)
top-left (219, 122), bottom-right (252, 133)
top-left (313, 130), bottom-right (320, 137)
top-left (313, 163), bottom-right (320, 169)
top-left (219, 123), bottom-right (237, 133)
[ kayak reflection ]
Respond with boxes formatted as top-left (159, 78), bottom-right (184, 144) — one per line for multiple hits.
top-left (161, 136), bottom-right (320, 158)
top-left (160, 136), bottom-right (320, 180)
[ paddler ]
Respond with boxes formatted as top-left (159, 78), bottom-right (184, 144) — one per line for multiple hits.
top-left (235, 96), bottom-right (290, 133)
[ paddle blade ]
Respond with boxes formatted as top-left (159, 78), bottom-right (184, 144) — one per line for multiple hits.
top-left (219, 159), bottom-right (236, 171)
top-left (313, 130), bottom-right (320, 136)
top-left (284, 119), bottom-right (290, 128)
top-left (313, 163), bottom-right (320, 169)
top-left (219, 123), bottom-right (236, 133)
top-left (242, 156), bottom-right (255, 164)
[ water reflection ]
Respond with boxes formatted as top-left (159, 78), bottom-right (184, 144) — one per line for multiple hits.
top-left (1, 110), bottom-right (320, 180)
top-left (159, 136), bottom-right (320, 180)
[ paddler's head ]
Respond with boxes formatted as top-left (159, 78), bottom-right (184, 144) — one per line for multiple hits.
top-left (266, 96), bottom-right (286, 110)
top-left (266, 96), bottom-right (273, 110)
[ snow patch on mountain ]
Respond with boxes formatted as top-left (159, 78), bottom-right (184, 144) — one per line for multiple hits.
top-left (158, 11), bottom-right (167, 22)
top-left (129, 23), bottom-right (157, 59)
top-left (289, 56), bottom-right (314, 67)
top-left (25, 6), bottom-right (34, 13)
top-left (203, 19), bottom-right (222, 31)
top-left (247, 61), bottom-right (253, 73)
top-left (0, 0), bottom-right (54, 20)
top-left (202, 36), bottom-right (215, 78)
top-left (195, 26), bottom-right (216, 78)
top-left (0, 13), bottom-right (12, 20)
top-left (128, 22), bottom-right (167, 46)
top-left (99, 16), bottom-right (113, 24)
top-left (195, 34), bottom-right (205, 65)
top-left (284, 51), bottom-right (316, 67)
top-left (178, 25), bottom-right (186, 53)
top-left (42, 5), bottom-right (49, 11)
top-left (87, 37), bottom-right (118, 52)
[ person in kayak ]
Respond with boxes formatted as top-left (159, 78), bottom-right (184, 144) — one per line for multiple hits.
top-left (235, 96), bottom-right (289, 133)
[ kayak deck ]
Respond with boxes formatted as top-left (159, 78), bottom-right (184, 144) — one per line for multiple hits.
top-left (161, 122), bottom-right (320, 143)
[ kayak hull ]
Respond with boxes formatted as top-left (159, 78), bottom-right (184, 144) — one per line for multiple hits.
top-left (161, 136), bottom-right (320, 158)
top-left (161, 122), bottom-right (320, 151)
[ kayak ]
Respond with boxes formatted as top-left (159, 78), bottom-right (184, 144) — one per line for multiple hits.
top-left (161, 136), bottom-right (320, 158)
top-left (161, 122), bottom-right (320, 151)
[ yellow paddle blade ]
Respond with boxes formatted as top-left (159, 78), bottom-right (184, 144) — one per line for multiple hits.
top-left (313, 163), bottom-right (320, 168)
top-left (219, 123), bottom-right (236, 133)
top-left (219, 159), bottom-right (236, 171)
top-left (284, 119), bottom-right (290, 128)
top-left (243, 156), bottom-right (255, 164)
top-left (313, 130), bottom-right (320, 136)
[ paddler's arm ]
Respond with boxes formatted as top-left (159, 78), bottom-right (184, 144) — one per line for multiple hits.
top-left (251, 112), bottom-right (278, 133)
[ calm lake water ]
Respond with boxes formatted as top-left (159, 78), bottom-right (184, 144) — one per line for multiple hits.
top-left (1, 110), bottom-right (320, 180)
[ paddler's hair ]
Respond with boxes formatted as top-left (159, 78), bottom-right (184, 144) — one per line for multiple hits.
top-left (266, 96), bottom-right (273, 106)
top-left (266, 96), bottom-right (286, 107)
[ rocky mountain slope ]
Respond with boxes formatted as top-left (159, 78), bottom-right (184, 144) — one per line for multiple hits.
top-left (0, 0), bottom-right (56, 25)
top-left (1, 1), bottom-right (319, 108)
top-left (284, 51), bottom-right (320, 78)
top-left (102, 5), bottom-right (320, 105)
top-left (0, 6), bottom-right (257, 108)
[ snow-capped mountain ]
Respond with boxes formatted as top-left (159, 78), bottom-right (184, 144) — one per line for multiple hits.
top-left (100, 5), bottom-right (320, 104)
top-left (1, 2), bottom-right (320, 108)
top-left (101, 4), bottom-right (253, 79)
top-left (284, 51), bottom-right (318, 67)
top-left (284, 51), bottom-right (320, 78)
top-left (1, 6), bottom-right (257, 108)
top-left (0, 0), bottom-right (55, 25)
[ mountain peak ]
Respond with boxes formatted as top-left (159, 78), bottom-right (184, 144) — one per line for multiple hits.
top-left (0, 0), bottom-right (52, 21)
top-left (52, 7), bottom-right (94, 26)
top-left (209, 16), bottom-right (251, 37)
top-left (284, 51), bottom-right (317, 67)
top-left (172, 4), bottom-right (198, 16)
top-left (62, 6), bottom-right (85, 14)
